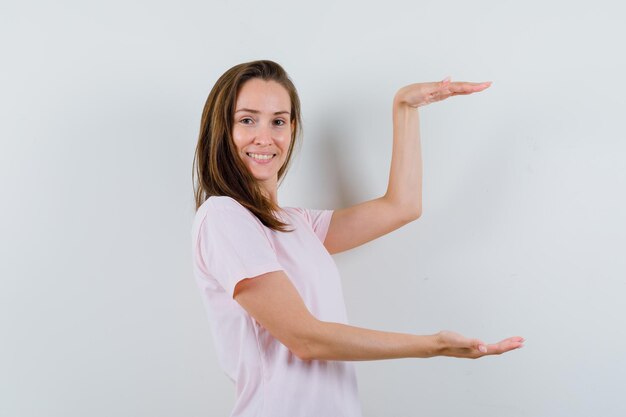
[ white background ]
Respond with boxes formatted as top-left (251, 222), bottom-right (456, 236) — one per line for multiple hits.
top-left (2, 1), bottom-right (625, 416)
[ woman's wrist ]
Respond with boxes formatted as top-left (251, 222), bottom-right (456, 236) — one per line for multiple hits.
top-left (431, 332), bottom-right (446, 357)
top-left (393, 86), bottom-right (423, 109)
top-left (393, 90), bottom-right (411, 108)
top-left (411, 333), bottom-right (443, 358)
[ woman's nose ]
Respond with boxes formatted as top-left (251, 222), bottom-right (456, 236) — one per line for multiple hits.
top-left (253, 127), bottom-right (273, 145)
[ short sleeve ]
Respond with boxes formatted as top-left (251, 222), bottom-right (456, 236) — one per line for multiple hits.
top-left (197, 198), bottom-right (284, 297)
top-left (299, 208), bottom-right (334, 243)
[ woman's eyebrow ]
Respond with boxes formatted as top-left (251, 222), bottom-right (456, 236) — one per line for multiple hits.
top-left (235, 108), bottom-right (290, 115)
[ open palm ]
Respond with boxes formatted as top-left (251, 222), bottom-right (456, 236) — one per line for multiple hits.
top-left (436, 330), bottom-right (524, 359)
top-left (395, 77), bottom-right (492, 108)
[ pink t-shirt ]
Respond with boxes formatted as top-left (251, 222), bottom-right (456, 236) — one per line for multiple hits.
top-left (191, 196), bottom-right (363, 417)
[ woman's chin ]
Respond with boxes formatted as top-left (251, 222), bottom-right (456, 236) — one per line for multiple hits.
top-left (250, 171), bottom-right (277, 183)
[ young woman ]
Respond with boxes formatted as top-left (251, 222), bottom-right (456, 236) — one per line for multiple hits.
top-left (191, 60), bottom-right (523, 417)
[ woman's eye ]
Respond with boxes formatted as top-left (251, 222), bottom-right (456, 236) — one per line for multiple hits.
top-left (274, 119), bottom-right (286, 126)
top-left (240, 118), bottom-right (253, 124)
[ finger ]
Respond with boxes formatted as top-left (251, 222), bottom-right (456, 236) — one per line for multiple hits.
top-left (472, 338), bottom-right (488, 354)
top-left (449, 81), bottom-right (492, 95)
top-left (498, 336), bottom-right (525, 344)
top-left (487, 338), bottom-right (524, 355)
top-left (432, 77), bottom-right (452, 99)
top-left (450, 83), bottom-right (491, 94)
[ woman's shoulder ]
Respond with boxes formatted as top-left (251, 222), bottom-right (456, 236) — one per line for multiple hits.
top-left (204, 197), bottom-right (305, 219)
top-left (282, 205), bottom-right (332, 216)
top-left (193, 196), bottom-right (250, 229)
top-left (280, 206), bottom-right (308, 220)
top-left (198, 195), bottom-right (246, 213)
top-left (282, 206), bottom-right (333, 226)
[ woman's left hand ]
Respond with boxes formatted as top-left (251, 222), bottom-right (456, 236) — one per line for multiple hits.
top-left (395, 77), bottom-right (492, 108)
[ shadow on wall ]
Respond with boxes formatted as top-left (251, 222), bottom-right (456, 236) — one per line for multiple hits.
top-left (311, 110), bottom-right (363, 210)
top-left (311, 89), bottom-right (383, 210)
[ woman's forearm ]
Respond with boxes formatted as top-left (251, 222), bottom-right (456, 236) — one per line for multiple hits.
top-left (301, 320), bottom-right (439, 361)
top-left (384, 96), bottom-right (422, 217)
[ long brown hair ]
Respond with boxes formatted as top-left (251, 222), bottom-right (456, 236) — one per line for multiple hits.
top-left (192, 60), bottom-right (302, 232)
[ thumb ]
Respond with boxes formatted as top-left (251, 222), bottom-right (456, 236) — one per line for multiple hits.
top-left (474, 339), bottom-right (488, 353)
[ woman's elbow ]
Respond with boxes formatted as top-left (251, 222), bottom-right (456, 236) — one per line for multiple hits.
top-left (286, 321), bottom-right (324, 361)
top-left (402, 207), bottom-right (422, 223)
top-left (291, 342), bottom-right (316, 361)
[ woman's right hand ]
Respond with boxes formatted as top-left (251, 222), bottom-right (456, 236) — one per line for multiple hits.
top-left (435, 330), bottom-right (524, 359)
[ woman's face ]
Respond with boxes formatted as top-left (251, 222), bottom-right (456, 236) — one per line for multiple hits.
top-left (232, 78), bottom-right (293, 191)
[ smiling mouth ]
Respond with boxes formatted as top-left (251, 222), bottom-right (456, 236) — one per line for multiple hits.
top-left (246, 152), bottom-right (276, 160)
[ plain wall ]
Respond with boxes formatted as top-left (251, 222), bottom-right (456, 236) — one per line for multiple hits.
top-left (2, 1), bottom-right (625, 416)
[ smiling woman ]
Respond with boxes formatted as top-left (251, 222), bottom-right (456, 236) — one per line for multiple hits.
top-left (192, 60), bottom-right (302, 233)
top-left (231, 78), bottom-right (293, 202)
top-left (190, 60), bottom-right (523, 417)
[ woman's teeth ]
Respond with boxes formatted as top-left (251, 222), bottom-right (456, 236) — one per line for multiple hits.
top-left (247, 153), bottom-right (275, 160)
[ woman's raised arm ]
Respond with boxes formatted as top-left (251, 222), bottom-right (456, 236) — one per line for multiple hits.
top-left (324, 78), bottom-right (492, 255)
